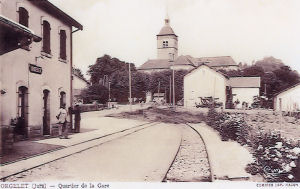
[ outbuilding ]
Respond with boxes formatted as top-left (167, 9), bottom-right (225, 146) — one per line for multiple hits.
top-left (73, 68), bottom-right (90, 105)
top-left (184, 64), bottom-right (261, 109)
top-left (273, 83), bottom-right (300, 112)
top-left (229, 77), bottom-right (261, 109)
top-left (184, 64), bottom-right (229, 108)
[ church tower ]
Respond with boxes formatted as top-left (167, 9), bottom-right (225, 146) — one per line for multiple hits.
top-left (157, 16), bottom-right (178, 60)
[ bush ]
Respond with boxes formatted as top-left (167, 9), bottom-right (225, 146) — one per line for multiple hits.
top-left (205, 106), bottom-right (300, 182)
top-left (206, 107), bottom-right (251, 143)
top-left (247, 131), bottom-right (300, 182)
top-left (218, 114), bottom-right (251, 144)
top-left (206, 106), bottom-right (226, 131)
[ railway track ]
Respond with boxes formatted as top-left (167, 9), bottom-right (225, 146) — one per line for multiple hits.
top-left (3, 121), bottom-right (212, 182)
top-left (163, 123), bottom-right (212, 182)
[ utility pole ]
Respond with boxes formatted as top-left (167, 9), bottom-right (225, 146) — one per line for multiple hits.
top-left (165, 88), bottom-right (167, 104)
top-left (170, 53), bottom-right (175, 108)
top-left (129, 63), bottom-right (132, 111)
top-left (158, 81), bottom-right (160, 95)
top-left (173, 66), bottom-right (175, 108)
top-left (108, 81), bottom-right (111, 102)
top-left (169, 76), bottom-right (172, 105)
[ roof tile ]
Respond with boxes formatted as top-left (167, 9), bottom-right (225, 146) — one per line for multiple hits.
top-left (138, 59), bottom-right (170, 70)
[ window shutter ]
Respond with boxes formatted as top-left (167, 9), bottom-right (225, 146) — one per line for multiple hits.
top-left (60, 30), bottom-right (66, 60)
top-left (43, 21), bottom-right (51, 54)
top-left (19, 7), bottom-right (29, 27)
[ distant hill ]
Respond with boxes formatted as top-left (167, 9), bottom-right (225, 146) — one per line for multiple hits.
top-left (254, 57), bottom-right (285, 72)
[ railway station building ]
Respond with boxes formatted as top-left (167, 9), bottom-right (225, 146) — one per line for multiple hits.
top-left (0, 0), bottom-right (82, 139)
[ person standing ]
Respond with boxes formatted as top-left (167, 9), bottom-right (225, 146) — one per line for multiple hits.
top-left (74, 105), bottom-right (81, 133)
top-left (56, 103), bottom-right (68, 139)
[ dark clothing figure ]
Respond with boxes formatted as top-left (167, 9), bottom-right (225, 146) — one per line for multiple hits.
top-left (74, 105), bottom-right (81, 133)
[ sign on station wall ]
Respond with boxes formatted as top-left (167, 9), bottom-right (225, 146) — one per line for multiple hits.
top-left (29, 64), bottom-right (42, 74)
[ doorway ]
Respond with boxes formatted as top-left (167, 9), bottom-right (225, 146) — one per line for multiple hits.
top-left (17, 86), bottom-right (28, 136)
top-left (43, 89), bottom-right (50, 135)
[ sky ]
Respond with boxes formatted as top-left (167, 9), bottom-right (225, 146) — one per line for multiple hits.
top-left (49, 0), bottom-right (300, 75)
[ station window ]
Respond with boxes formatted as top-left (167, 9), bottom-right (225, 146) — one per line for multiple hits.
top-left (42, 20), bottom-right (51, 54)
top-left (18, 7), bottom-right (29, 27)
top-left (59, 30), bottom-right (66, 60)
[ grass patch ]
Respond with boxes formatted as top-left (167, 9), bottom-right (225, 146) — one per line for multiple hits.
top-left (108, 107), bottom-right (206, 124)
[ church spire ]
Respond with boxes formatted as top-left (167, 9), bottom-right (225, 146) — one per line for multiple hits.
top-left (165, 13), bottom-right (170, 25)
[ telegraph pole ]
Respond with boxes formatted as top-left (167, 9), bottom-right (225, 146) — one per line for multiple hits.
top-left (108, 81), bottom-right (111, 102)
top-left (165, 88), bottom-right (167, 103)
top-left (158, 81), bottom-right (160, 94)
top-left (264, 83), bottom-right (267, 96)
top-left (129, 63), bottom-right (132, 111)
top-left (169, 76), bottom-right (172, 105)
top-left (172, 54), bottom-right (175, 108)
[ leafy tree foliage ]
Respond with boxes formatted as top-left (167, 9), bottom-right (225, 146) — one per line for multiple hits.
top-left (88, 54), bottom-right (136, 85)
top-left (81, 84), bottom-right (108, 104)
top-left (254, 56), bottom-right (285, 72)
top-left (73, 67), bottom-right (84, 78)
top-left (144, 70), bottom-right (188, 103)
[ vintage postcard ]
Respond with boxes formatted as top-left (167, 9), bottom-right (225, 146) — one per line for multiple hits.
top-left (0, 0), bottom-right (299, 188)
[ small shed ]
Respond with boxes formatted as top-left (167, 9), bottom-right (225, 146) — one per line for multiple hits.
top-left (153, 93), bottom-right (165, 104)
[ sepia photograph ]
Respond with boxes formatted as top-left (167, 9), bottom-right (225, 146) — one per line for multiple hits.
top-left (0, 0), bottom-right (299, 188)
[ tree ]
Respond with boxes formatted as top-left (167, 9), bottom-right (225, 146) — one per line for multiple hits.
top-left (242, 66), bottom-right (265, 77)
top-left (272, 66), bottom-right (300, 93)
top-left (144, 70), bottom-right (188, 103)
top-left (81, 84), bottom-right (108, 104)
top-left (88, 54), bottom-right (136, 85)
top-left (131, 71), bottom-right (150, 100)
top-left (86, 55), bottom-right (137, 103)
top-left (254, 56), bottom-right (285, 72)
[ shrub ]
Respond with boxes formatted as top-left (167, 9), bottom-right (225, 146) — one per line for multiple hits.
top-left (247, 131), bottom-right (300, 182)
top-left (205, 106), bottom-right (300, 182)
top-left (213, 113), bottom-right (251, 144)
top-left (206, 105), bottom-right (219, 127)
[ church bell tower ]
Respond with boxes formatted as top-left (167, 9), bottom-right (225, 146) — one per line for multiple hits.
top-left (157, 16), bottom-right (178, 60)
